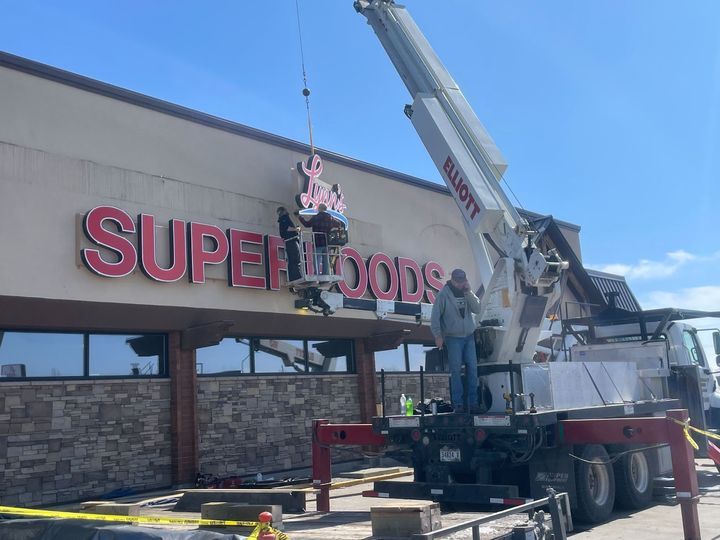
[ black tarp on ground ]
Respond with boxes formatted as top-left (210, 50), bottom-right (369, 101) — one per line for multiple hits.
top-left (0, 519), bottom-right (247, 540)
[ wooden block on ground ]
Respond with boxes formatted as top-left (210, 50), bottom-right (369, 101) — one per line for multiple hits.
top-left (200, 502), bottom-right (229, 520)
top-left (83, 503), bottom-right (141, 516)
top-left (371, 503), bottom-right (441, 539)
top-left (201, 502), bottom-right (283, 529)
top-left (174, 489), bottom-right (306, 513)
top-left (199, 502), bottom-right (255, 535)
top-left (338, 467), bottom-right (401, 479)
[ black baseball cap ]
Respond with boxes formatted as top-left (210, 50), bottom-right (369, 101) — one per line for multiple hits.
top-left (451, 269), bottom-right (467, 282)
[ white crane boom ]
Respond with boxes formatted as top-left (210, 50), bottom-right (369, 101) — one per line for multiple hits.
top-left (355, 0), bottom-right (567, 371)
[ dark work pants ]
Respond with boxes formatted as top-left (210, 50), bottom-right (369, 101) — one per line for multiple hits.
top-left (284, 237), bottom-right (302, 281)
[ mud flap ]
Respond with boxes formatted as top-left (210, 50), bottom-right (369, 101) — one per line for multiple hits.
top-left (529, 447), bottom-right (577, 505)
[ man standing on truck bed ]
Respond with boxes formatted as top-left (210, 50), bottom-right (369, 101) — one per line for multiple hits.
top-left (430, 269), bottom-right (482, 413)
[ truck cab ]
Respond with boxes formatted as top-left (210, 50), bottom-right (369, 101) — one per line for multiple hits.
top-left (668, 322), bottom-right (715, 413)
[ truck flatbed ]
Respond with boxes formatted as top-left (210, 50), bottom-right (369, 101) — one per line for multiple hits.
top-left (366, 399), bottom-right (681, 508)
top-left (373, 398), bottom-right (681, 434)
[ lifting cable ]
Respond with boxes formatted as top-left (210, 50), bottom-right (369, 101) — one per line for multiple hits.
top-left (295, 0), bottom-right (315, 155)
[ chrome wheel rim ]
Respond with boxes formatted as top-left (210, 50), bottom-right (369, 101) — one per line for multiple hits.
top-left (629, 452), bottom-right (649, 493)
top-left (589, 459), bottom-right (610, 506)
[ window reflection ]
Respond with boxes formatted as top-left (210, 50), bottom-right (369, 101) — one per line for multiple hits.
top-left (89, 334), bottom-right (163, 376)
top-left (196, 337), bottom-right (353, 375)
top-left (374, 343), bottom-right (439, 373)
top-left (375, 346), bottom-right (406, 372)
top-left (407, 344), bottom-right (433, 372)
top-left (253, 339), bottom-right (306, 373)
top-left (307, 340), bottom-right (352, 372)
top-left (0, 332), bottom-right (83, 377)
top-left (682, 330), bottom-right (704, 366)
top-left (196, 338), bottom-right (251, 375)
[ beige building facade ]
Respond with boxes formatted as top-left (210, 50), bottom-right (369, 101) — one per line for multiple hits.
top-left (0, 52), bottom-right (588, 506)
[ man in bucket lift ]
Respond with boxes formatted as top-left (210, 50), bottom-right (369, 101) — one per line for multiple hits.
top-left (276, 207), bottom-right (303, 283)
top-left (296, 203), bottom-right (335, 275)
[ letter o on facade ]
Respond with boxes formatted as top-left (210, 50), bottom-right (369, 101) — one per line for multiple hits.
top-left (337, 247), bottom-right (368, 299)
top-left (367, 252), bottom-right (399, 301)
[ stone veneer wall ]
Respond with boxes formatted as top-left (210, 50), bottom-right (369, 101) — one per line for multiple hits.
top-left (197, 373), bottom-right (450, 477)
top-left (376, 373), bottom-right (450, 415)
top-left (0, 380), bottom-right (172, 506)
top-left (197, 375), bottom-right (363, 476)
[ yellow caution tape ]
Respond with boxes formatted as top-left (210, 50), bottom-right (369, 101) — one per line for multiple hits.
top-left (248, 524), bottom-right (291, 539)
top-left (0, 505), bottom-right (257, 527)
top-left (669, 417), bottom-right (720, 451)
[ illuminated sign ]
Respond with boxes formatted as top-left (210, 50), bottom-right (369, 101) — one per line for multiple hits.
top-left (80, 206), bottom-right (445, 303)
top-left (295, 154), bottom-right (348, 229)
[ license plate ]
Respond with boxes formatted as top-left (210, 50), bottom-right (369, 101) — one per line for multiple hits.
top-left (388, 417), bottom-right (420, 428)
top-left (439, 447), bottom-right (461, 462)
top-left (474, 415), bottom-right (511, 427)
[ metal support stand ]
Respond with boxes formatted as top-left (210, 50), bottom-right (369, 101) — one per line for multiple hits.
top-left (311, 419), bottom-right (331, 513)
top-left (311, 419), bottom-right (387, 512)
top-left (667, 410), bottom-right (701, 539)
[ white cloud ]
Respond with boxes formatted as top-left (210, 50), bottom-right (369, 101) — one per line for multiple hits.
top-left (639, 286), bottom-right (720, 356)
top-left (641, 286), bottom-right (720, 312)
top-left (592, 250), bottom-right (719, 280)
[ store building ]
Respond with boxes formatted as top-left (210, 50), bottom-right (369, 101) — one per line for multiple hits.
top-left (0, 52), bottom-right (598, 507)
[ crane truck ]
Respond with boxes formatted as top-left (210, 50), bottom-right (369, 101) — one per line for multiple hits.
top-left (340, 0), bottom-right (718, 523)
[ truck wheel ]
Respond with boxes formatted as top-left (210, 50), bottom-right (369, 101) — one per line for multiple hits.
top-left (614, 450), bottom-right (654, 509)
top-left (574, 444), bottom-right (615, 523)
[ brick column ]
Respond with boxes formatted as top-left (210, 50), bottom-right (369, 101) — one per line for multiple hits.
top-left (355, 338), bottom-right (378, 424)
top-left (168, 331), bottom-right (198, 486)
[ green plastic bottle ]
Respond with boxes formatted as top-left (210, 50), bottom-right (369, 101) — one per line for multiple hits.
top-left (405, 395), bottom-right (413, 416)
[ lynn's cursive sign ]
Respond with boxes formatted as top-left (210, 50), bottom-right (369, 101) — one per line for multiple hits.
top-left (295, 154), bottom-right (348, 227)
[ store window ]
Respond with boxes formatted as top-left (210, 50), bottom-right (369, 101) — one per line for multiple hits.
top-left (375, 347), bottom-right (406, 372)
top-left (375, 343), bottom-right (441, 373)
top-left (0, 332), bottom-right (83, 377)
top-left (197, 337), bottom-right (354, 375)
top-left (89, 334), bottom-right (165, 376)
top-left (0, 330), bottom-right (167, 379)
top-left (407, 343), bottom-right (433, 371)
top-left (308, 340), bottom-right (353, 373)
top-left (196, 338), bottom-right (251, 375)
top-left (253, 339), bottom-right (306, 374)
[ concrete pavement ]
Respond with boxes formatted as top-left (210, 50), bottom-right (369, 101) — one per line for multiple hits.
top-left (282, 459), bottom-right (720, 539)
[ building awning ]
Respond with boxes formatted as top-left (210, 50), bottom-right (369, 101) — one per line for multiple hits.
top-left (585, 269), bottom-right (642, 312)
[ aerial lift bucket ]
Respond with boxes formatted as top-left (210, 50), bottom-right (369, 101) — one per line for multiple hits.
top-left (290, 230), bottom-right (344, 289)
top-left (286, 230), bottom-right (346, 315)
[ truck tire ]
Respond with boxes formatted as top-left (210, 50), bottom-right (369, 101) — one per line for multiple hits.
top-left (614, 450), bottom-right (654, 509)
top-left (574, 444), bottom-right (615, 524)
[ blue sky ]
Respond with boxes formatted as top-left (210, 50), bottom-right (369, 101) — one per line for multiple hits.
top-left (2, 1), bottom-right (719, 348)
